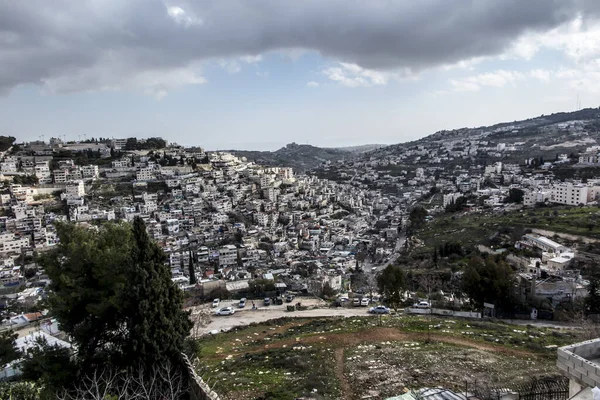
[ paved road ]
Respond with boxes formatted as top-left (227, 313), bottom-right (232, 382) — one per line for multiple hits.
top-left (196, 304), bottom-right (373, 336)
top-left (196, 302), bottom-right (579, 336)
top-left (362, 231), bottom-right (406, 274)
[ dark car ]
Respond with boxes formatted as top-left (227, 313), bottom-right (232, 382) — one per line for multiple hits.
top-left (285, 294), bottom-right (295, 302)
top-left (264, 297), bottom-right (271, 306)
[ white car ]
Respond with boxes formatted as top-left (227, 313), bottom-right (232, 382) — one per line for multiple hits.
top-left (360, 298), bottom-right (370, 307)
top-left (212, 298), bottom-right (220, 308)
top-left (353, 298), bottom-right (361, 306)
top-left (414, 301), bottom-right (431, 309)
top-left (216, 307), bottom-right (235, 316)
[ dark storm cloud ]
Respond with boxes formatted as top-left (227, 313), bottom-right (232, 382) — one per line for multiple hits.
top-left (0, 0), bottom-right (598, 93)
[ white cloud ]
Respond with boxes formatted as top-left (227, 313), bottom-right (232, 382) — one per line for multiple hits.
top-left (219, 55), bottom-right (264, 74)
top-left (322, 62), bottom-right (410, 87)
top-left (166, 6), bottom-right (202, 27)
top-left (219, 60), bottom-right (241, 74)
top-left (504, 17), bottom-right (600, 63)
top-left (307, 81), bottom-right (319, 87)
top-left (529, 69), bottom-right (551, 81)
top-left (240, 55), bottom-right (263, 64)
top-left (40, 61), bottom-right (207, 99)
top-left (449, 70), bottom-right (524, 92)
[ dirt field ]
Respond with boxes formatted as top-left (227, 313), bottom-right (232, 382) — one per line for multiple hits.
top-left (192, 315), bottom-right (577, 400)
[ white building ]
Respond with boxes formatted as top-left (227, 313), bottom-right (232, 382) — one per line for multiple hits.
top-left (34, 161), bottom-right (51, 184)
top-left (551, 184), bottom-right (588, 206)
top-left (64, 181), bottom-right (85, 198)
top-left (523, 190), bottom-right (552, 207)
top-left (80, 165), bottom-right (99, 180)
top-left (136, 166), bottom-right (156, 181)
top-left (443, 192), bottom-right (463, 208)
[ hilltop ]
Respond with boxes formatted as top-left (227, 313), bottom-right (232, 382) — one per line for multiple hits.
top-left (368, 107), bottom-right (600, 161)
top-left (231, 142), bottom-right (354, 172)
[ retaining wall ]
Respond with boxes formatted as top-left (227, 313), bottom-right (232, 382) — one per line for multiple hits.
top-left (405, 307), bottom-right (481, 319)
top-left (182, 354), bottom-right (221, 400)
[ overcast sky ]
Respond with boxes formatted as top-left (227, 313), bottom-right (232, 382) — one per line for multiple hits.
top-left (2, 1), bottom-right (600, 150)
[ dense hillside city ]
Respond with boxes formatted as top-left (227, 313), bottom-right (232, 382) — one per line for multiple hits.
top-left (2, 109), bottom-right (600, 398)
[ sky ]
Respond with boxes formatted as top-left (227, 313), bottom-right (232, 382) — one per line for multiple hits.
top-left (2, 1), bottom-right (600, 150)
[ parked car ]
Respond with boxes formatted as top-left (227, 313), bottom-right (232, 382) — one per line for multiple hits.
top-left (414, 301), bottom-right (431, 309)
top-left (369, 306), bottom-right (390, 314)
top-left (353, 298), bottom-right (361, 307)
top-left (212, 298), bottom-right (220, 308)
top-left (264, 297), bottom-right (271, 306)
top-left (238, 298), bottom-right (246, 308)
top-left (216, 307), bottom-right (235, 316)
top-left (360, 298), bottom-right (370, 307)
top-left (275, 296), bottom-right (284, 305)
top-left (285, 294), bottom-right (295, 303)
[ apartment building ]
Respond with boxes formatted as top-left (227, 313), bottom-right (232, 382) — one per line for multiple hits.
top-left (551, 184), bottom-right (588, 206)
top-left (80, 165), bottom-right (99, 180)
top-left (218, 244), bottom-right (238, 267)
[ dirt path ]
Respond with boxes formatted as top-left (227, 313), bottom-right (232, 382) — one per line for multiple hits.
top-left (334, 348), bottom-right (352, 400)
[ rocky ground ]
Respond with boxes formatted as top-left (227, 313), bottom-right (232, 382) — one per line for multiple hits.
top-left (192, 315), bottom-right (577, 400)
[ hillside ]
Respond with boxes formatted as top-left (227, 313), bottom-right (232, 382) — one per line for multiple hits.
top-left (231, 142), bottom-right (353, 172)
top-left (332, 144), bottom-right (386, 153)
top-left (367, 107), bottom-right (600, 161)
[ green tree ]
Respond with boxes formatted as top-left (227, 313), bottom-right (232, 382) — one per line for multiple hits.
top-left (0, 381), bottom-right (41, 400)
top-left (377, 265), bottom-right (407, 310)
top-left (322, 282), bottom-right (336, 298)
top-left (585, 275), bottom-right (600, 315)
top-left (462, 257), bottom-right (514, 308)
top-left (0, 136), bottom-right (16, 152)
top-left (0, 330), bottom-right (20, 365)
top-left (13, 175), bottom-right (39, 185)
top-left (409, 206), bottom-right (427, 229)
top-left (249, 279), bottom-right (276, 297)
top-left (40, 218), bottom-right (192, 375)
top-left (188, 251), bottom-right (197, 285)
top-left (506, 188), bottom-right (524, 204)
top-left (20, 337), bottom-right (77, 395)
top-left (119, 217), bottom-right (192, 370)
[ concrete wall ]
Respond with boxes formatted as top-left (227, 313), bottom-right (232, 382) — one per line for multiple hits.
top-left (182, 354), bottom-right (221, 400)
top-left (557, 339), bottom-right (600, 396)
top-left (405, 307), bottom-right (481, 319)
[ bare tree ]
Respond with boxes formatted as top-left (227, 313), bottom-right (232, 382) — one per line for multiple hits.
top-left (189, 307), bottom-right (213, 337)
top-left (56, 362), bottom-right (188, 400)
top-left (573, 311), bottom-right (600, 341)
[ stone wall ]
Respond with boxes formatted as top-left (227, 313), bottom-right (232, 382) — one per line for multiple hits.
top-left (557, 338), bottom-right (600, 395)
top-left (182, 354), bottom-right (221, 400)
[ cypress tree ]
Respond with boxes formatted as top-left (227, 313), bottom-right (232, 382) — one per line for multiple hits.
top-left (188, 250), bottom-right (197, 285)
top-left (42, 219), bottom-right (192, 377)
top-left (120, 217), bottom-right (192, 370)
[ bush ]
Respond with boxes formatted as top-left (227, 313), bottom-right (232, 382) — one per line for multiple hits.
top-left (0, 381), bottom-right (41, 400)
